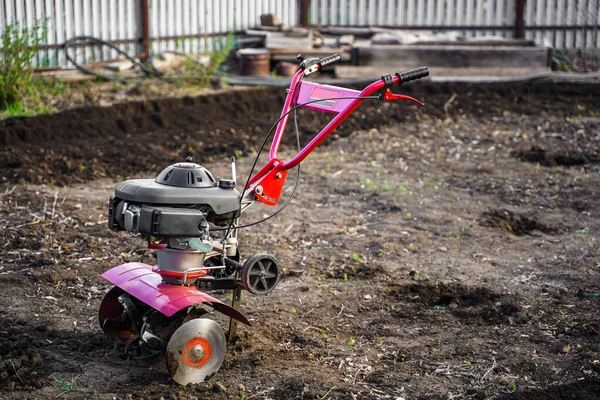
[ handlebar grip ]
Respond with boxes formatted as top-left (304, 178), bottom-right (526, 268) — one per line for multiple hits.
top-left (319, 54), bottom-right (342, 69)
top-left (397, 67), bottom-right (430, 83)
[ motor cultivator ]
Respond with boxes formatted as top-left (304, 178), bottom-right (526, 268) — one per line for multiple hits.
top-left (99, 54), bottom-right (429, 385)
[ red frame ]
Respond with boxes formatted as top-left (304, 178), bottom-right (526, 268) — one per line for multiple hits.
top-left (247, 69), bottom-right (422, 205)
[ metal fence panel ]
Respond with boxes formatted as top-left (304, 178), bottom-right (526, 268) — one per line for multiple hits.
top-left (1, 0), bottom-right (141, 66)
top-left (309, 0), bottom-right (600, 50)
top-left (0, 0), bottom-right (298, 67)
top-left (146, 0), bottom-right (299, 56)
top-left (2, 0), bottom-right (599, 68)
top-left (522, 0), bottom-right (600, 50)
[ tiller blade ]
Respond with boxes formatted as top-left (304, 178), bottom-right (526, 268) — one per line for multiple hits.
top-left (166, 318), bottom-right (226, 385)
top-left (98, 286), bottom-right (136, 339)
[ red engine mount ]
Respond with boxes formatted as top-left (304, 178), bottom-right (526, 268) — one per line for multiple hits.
top-left (247, 158), bottom-right (289, 206)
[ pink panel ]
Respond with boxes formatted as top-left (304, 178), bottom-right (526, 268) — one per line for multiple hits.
top-left (101, 263), bottom-right (250, 326)
top-left (296, 81), bottom-right (361, 114)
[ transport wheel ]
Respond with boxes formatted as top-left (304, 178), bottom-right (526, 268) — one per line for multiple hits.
top-left (98, 286), bottom-right (135, 339)
top-left (241, 253), bottom-right (280, 295)
top-left (166, 318), bottom-right (226, 385)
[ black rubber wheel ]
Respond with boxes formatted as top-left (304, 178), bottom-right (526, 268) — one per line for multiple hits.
top-left (241, 254), bottom-right (280, 295)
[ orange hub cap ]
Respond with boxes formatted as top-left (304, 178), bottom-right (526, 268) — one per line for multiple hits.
top-left (182, 337), bottom-right (211, 367)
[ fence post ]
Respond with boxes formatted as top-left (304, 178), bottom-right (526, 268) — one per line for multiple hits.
top-left (141, 0), bottom-right (150, 60)
top-left (299, 0), bottom-right (311, 27)
top-left (515, 0), bottom-right (526, 39)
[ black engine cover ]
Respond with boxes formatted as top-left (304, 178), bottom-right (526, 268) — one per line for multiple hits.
top-left (113, 179), bottom-right (240, 215)
top-left (108, 161), bottom-right (240, 234)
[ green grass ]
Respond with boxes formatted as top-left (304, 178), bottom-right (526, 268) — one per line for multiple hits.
top-left (54, 376), bottom-right (96, 398)
top-left (1, 21), bottom-right (47, 113)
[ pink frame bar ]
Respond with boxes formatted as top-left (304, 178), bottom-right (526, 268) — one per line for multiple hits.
top-left (268, 69), bottom-right (399, 172)
top-left (268, 70), bottom-right (305, 161)
top-left (295, 81), bottom-right (361, 114)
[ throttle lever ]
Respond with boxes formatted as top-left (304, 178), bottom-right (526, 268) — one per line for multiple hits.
top-left (381, 88), bottom-right (424, 106)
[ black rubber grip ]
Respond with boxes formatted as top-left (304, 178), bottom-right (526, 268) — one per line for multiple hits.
top-left (397, 67), bottom-right (430, 83)
top-left (319, 54), bottom-right (342, 68)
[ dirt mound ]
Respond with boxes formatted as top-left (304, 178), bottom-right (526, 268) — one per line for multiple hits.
top-left (515, 145), bottom-right (598, 167)
top-left (498, 379), bottom-right (600, 400)
top-left (1, 80), bottom-right (600, 399)
top-left (389, 282), bottom-right (528, 325)
top-left (0, 315), bottom-right (51, 392)
top-left (2, 81), bottom-right (600, 186)
top-left (479, 209), bottom-right (558, 236)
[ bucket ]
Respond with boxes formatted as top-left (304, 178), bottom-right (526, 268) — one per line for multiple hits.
top-left (238, 48), bottom-right (271, 76)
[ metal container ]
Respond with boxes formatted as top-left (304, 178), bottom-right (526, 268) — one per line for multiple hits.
top-left (156, 248), bottom-right (206, 273)
top-left (238, 48), bottom-right (271, 76)
top-left (277, 61), bottom-right (297, 77)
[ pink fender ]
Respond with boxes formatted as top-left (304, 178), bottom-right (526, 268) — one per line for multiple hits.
top-left (102, 262), bottom-right (251, 326)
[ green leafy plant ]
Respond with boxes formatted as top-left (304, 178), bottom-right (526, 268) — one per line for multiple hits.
top-left (379, 181), bottom-right (393, 191)
top-left (397, 185), bottom-right (408, 194)
top-left (54, 376), bottom-right (96, 398)
top-left (352, 253), bottom-right (365, 263)
top-left (359, 177), bottom-right (373, 187)
top-left (0, 21), bottom-right (47, 111)
top-left (427, 181), bottom-right (440, 191)
top-left (176, 32), bottom-right (234, 87)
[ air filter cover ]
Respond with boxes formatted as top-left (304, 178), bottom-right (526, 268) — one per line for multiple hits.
top-left (155, 162), bottom-right (217, 188)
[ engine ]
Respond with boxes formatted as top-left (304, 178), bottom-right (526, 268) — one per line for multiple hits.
top-left (107, 159), bottom-right (241, 283)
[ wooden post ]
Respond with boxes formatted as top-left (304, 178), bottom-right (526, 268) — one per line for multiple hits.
top-left (299, 0), bottom-right (311, 27)
top-left (595, 0), bottom-right (600, 65)
top-left (141, 0), bottom-right (150, 60)
top-left (515, 0), bottom-right (526, 39)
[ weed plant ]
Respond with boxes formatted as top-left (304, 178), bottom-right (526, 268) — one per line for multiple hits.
top-left (0, 21), bottom-right (47, 111)
top-left (0, 20), bottom-right (68, 118)
top-left (174, 33), bottom-right (234, 87)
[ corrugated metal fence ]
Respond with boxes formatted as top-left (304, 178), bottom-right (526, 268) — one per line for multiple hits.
top-left (1, 0), bottom-right (598, 68)
top-left (311, 0), bottom-right (516, 36)
top-left (310, 0), bottom-right (600, 50)
top-left (1, 0), bottom-right (143, 67)
top-left (0, 0), bottom-right (298, 67)
top-left (524, 0), bottom-right (600, 51)
top-left (149, 0), bottom-right (298, 54)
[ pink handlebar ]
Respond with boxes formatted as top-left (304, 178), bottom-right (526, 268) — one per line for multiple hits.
top-left (268, 70), bottom-right (400, 171)
top-left (248, 65), bottom-right (428, 196)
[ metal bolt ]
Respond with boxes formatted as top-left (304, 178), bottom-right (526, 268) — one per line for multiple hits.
top-left (187, 344), bottom-right (206, 363)
top-left (275, 173), bottom-right (282, 179)
top-left (255, 186), bottom-right (263, 195)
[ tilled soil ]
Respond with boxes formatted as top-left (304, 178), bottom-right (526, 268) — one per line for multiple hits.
top-left (0, 81), bottom-right (599, 400)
